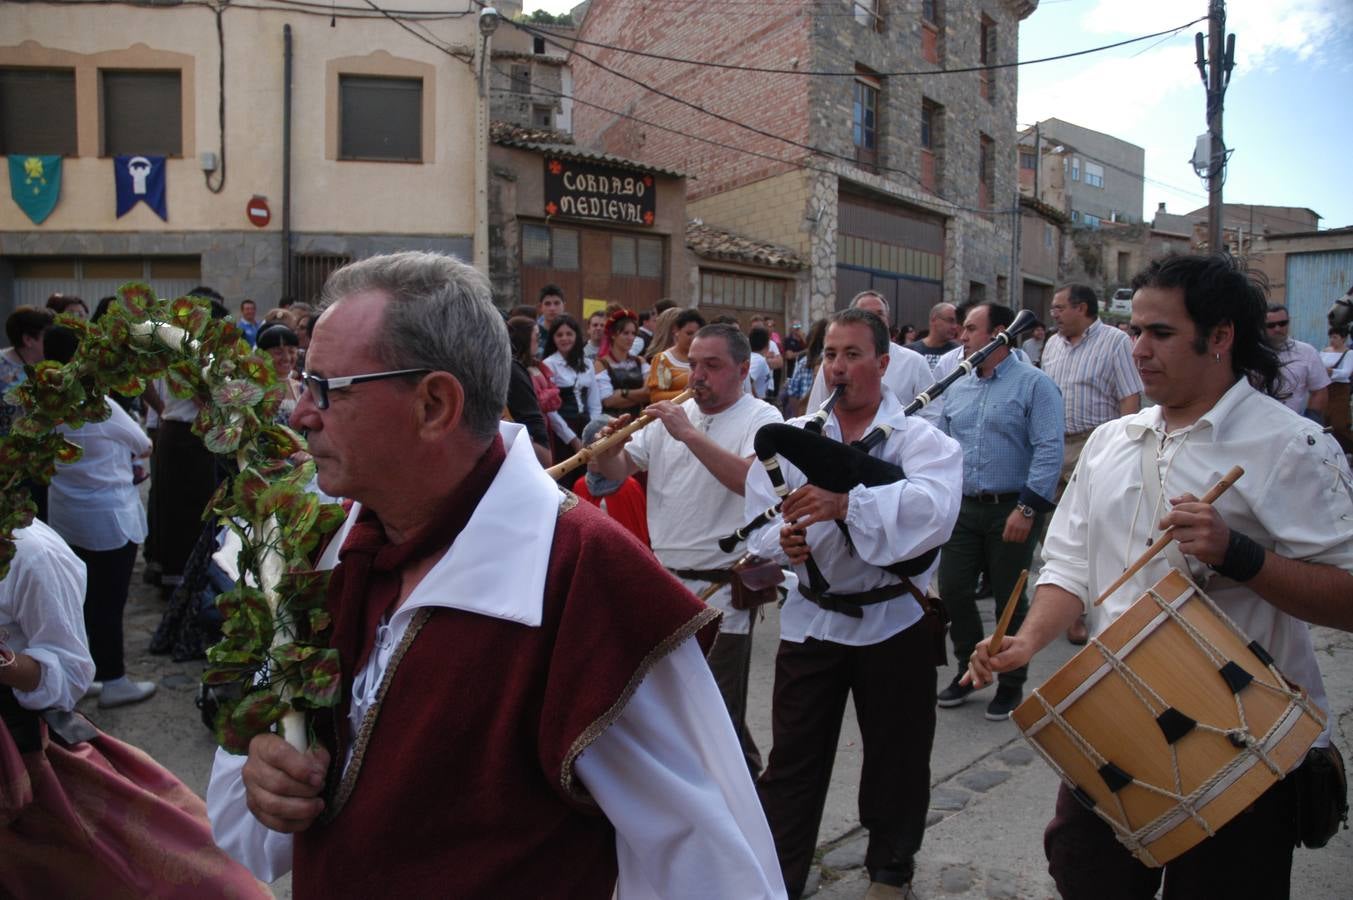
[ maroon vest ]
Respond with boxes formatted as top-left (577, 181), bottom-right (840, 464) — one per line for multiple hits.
top-left (293, 495), bottom-right (717, 898)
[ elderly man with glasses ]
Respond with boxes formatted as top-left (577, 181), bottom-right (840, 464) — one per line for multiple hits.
top-left (206, 252), bottom-right (784, 898)
top-left (1265, 303), bottom-right (1330, 423)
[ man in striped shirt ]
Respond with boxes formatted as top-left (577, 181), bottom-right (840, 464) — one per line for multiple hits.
top-left (1041, 284), bottom-right (1142, 643)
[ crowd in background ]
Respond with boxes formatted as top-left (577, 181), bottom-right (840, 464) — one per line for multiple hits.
top-left (2, 280), bottom-right (1348, 716)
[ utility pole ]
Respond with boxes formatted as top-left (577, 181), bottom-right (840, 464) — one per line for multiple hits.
top-left (1195, 0), bottom-right (1234, 252)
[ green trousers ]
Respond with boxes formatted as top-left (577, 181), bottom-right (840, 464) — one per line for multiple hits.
top-left (937, 497), bottom-right (1042, 687)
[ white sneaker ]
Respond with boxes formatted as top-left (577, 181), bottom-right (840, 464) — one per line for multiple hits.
top-left (98, 677), bottom-right (157, 708)
top-left (83, 680), bottom-right (104, 699)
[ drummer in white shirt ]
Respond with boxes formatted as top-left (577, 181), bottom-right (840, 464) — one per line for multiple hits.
top-left (968, 253), bottom-right (1353, 900)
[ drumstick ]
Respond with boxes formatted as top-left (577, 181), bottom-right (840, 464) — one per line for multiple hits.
top-left (1093, 465), bottom-right (1244, 607)
top-left (988, 569), bottom-right (1028, 655)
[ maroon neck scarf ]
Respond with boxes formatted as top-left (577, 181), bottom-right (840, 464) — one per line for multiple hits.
top-left (326, 436), bottom-right (508, 696)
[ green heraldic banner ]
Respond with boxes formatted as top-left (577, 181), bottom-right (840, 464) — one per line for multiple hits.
top-left (9, 155), bottom-right (62, 224)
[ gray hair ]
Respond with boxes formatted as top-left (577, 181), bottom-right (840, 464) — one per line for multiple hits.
top-left (321, 251), bottom-right (509, 440)
top-left (695, 322), bottom-right (750, 366)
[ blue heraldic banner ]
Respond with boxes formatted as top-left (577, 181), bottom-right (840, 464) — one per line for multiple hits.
top-left (114, 154), bottom-right (168, 220)
top-left (8, 155), bottom-right (62, 225)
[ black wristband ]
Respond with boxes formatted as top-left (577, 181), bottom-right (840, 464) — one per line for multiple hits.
top-left (1214, 529), bottom-right (1265, 582)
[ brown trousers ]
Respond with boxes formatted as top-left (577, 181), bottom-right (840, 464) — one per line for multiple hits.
top-left (1327, 382), bottom-right (1352, 453)
top-left (1044, 775), bottom-right (1298, 900)
top-left (757, 620), bottom-right (936, 897)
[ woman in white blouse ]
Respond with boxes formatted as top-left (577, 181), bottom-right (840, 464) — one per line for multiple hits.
top-left (44, 327), bottom-right (156, 708)
top-left (542, 314), bottom-right (602, 457)
top-left (0, 520), bottom-right (269, 894)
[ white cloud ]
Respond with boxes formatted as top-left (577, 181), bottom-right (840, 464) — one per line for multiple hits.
top-left (1080, 0), bottom-right (1345, 69)
top-left (1017, 42), bottom-right (1199, 136)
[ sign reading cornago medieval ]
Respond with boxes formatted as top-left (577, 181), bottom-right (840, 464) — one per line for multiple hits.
top-left (544, 157), bottom-right (656, 227)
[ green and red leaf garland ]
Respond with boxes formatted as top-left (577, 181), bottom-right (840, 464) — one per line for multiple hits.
top-left (0, 282), bottom-right (344, 753)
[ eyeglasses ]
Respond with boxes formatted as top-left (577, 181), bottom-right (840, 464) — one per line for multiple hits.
top-left (300, 368), bottom-right (431, 410)
top-left (1266, 320), bottom-right (1290, 329)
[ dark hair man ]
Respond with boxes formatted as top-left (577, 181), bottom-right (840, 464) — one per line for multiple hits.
top-left (239, 299), bottom-right (260, 347)
top-left (803, 291), bottom-right (935, 426)
top-left (208, 253), bottom-right (784, 896)
top-left (969, 254), bottom-right (1353, 899)
top-left (747, 326), bottom-right (774, 399)
top-left (746, 307), bottom-right (962, 898)
top-left (935, 302), bottom-right (1063, 720)
top-left (595, 322), bottom-right (783, 778)
top-left (536, 284), bottom-right (566, 359)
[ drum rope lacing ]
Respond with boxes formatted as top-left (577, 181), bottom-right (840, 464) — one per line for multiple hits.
top-left (1028, 582), bottom-right (1322, 862)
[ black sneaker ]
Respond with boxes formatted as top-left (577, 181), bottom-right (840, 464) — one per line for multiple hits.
top-left (937, 676), bottom-right (975, 708)
top-left (985, 683), bottom-right (1023, 721)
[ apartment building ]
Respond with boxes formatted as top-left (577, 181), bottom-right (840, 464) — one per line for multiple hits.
top-left (567, 0), bottom-right (1039, 327)
top-left (1020, 118), bottom-right (1144, 228)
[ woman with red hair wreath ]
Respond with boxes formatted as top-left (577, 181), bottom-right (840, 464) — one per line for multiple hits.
top-left (593, 308), bottom-right (650, 420)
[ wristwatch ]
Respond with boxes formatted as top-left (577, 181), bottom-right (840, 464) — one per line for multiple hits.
top-left (1015, 502), bottom-right (1036, 519)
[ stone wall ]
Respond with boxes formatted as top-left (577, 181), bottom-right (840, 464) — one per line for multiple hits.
top-left (570, 0), bottom-right (811, 198)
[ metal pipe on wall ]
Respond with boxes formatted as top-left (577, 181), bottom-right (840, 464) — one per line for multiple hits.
top-left (282, 24), bottom-right (293, 299)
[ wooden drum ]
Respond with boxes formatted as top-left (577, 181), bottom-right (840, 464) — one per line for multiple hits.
top-left (1013, 569), bottom-right (1325, 867)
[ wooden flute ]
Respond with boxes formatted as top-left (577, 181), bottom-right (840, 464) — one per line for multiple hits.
top-left (543, 389), bottom-right (695, 479)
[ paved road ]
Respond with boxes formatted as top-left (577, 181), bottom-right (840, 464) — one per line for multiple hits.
top-left (102, 564), bottom-right (1352, 899)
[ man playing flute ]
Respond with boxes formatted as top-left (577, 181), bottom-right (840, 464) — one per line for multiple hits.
top-left (968, 253), bottom-right (1353, 899)
top-left (593, 323), bottom-right (783, 778)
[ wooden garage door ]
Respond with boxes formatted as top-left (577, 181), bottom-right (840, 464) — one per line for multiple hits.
top-left (521, 222), bottom-right (664, 319)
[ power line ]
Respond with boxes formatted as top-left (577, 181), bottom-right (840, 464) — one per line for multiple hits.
top-left (512, 15), bottom-right (1207, 78)
top-left (359, 0), bottom-right (472, 62)
top-left (4, 0), bottom-right (472, 17)
top-left (509, 18), bottom-right (949, 196)
top-left (490, 69), bottom-right (1019, 218)
top-left (1019, 124), bottom-right (1326, 232)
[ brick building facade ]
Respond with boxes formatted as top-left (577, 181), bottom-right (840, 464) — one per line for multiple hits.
top-left (569, 0), bottom-right (1038, 328)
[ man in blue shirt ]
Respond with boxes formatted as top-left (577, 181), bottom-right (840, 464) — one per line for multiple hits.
top-left (237, 298), bottom-right (260, 347)
top-left (937, 302), bottom-right (1064, 720)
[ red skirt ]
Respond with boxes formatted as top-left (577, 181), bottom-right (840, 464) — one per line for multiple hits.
top-left (1, 721), bottom-right (269, 899)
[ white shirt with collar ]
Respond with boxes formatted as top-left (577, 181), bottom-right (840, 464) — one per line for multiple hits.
top-left (207, 423), bottom-right (785, 897)
top-left (744, 388), bottom-right (962, 646)
top-left (623, 394), bottom-right (783, 635)
top-left (50, 397), bottom-right (152, 551)
top-left (1274, 338), bottom-right (1331, 413)
top-left (1038, 378), bottom-right (1353, 744)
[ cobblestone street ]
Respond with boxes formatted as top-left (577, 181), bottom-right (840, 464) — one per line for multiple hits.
top-left (100, 558), bottom-right (1353, 898)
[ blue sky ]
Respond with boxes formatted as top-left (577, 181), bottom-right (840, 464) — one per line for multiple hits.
top-left (524, 0), bottom-right (1353, 230)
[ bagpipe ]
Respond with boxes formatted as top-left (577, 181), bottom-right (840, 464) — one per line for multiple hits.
top-left (720, 309), bottom-right (1038, 593)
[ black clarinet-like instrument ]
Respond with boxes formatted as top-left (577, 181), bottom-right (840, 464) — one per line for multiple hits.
top-left (802, 384), bottom-right (844, 435)
top-left (851, 307), bottom-right (1039, 454)
top-left (721, 308), bottom-right (1039, 551)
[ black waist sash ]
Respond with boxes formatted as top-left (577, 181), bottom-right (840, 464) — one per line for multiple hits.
top-left (1, 685), bottom-right (41, 754)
